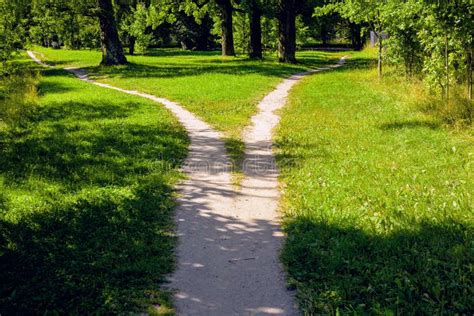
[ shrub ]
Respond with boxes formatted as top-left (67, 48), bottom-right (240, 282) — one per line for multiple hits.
top-left (421, 92), bottom-right (473, 127)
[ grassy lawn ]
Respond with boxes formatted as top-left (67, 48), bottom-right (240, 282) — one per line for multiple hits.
top-left (31, 47), bottom-right (344, 169)
top-left (0, 63), bottom-right (188, 314)
top-left (275, 52), bottom-right (473, 314)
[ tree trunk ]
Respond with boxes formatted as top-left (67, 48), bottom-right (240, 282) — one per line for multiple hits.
top-left (377, 32), bottom-right (383, 79)
top-left (350, 23), bottom-right (363, 51)
top-left (321, 24), bottom-right (329, 46)
top-left (97, 0), bottom-right (127, 66)
top-left (216, 0), bottom-right (235, 56)
top-left (249, 0), bottom-right (262, 59)
top-left (278, 0), bottom-right (296, 63)
top-left (129, 36), bottom-right (136, 55)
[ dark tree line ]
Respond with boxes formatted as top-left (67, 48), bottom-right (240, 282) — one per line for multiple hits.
top-left (2, 0), bottom-right (368, 66)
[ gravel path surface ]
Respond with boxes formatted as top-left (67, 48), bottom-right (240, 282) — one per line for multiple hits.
top-left (28, 51), bottom-right (344, 315)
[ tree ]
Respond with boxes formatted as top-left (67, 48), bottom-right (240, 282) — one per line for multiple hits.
top-left (0, 0), bottom-right (28, 64)
top-left (317, 0), bottom-right (388, 77)
top-left (419, 0), bottom-right (473, 100)
top-left (278, 0), bottom-right (296, 63)
top-left (174, 12), bottom-right (215, 50)
top-left (97, 0), bottom-right (127, 65)
top-left (349, 21), bottom-right (364, 50)
top-left (248, 0), bottom-right (263, 59)
top-left (240, 0), bottom-right (274, 59)
top-left (215, 0), bottom-right (235, 56)
top-left (152, 0), bottom-right (237, 56)
top-left (122, 2), bottom-right (152, 55)
top-left (116, 0), bottom-right (138, 55)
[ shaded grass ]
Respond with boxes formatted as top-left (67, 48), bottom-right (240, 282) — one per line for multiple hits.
top-left (31, 47), bottom-right (345, 175)
top-left (0, 64), bottom-right (188, 314)
top-left (275, 51), bottom-right (473, 314)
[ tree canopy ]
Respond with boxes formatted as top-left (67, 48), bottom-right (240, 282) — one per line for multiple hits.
top-left (0, 0), bottom-right (472, 97)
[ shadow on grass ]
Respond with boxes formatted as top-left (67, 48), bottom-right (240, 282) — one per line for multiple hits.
top-left (0, 180), bottom-right (177, 314)
top-left (144, 49), bottom-right (221, 58)
top-left (87, 61), bottom-right (311, 81)
top-left (274, 137), bottom-right (331, 170)
top-left (282, 218), bottom-right (473, 315)
top-left (0, 108), bottom-right (186, 185)
top-left (380, 120), bottom-right (441, 130)
top-left (37, 100), bottom-right (134, 121)
top-left (80, 49), bottom-right (342, 81)
top-left (38, 80), bottom-right (80, 95)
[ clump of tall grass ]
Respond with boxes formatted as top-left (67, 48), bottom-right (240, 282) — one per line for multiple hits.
top-left (0, 64), bottom-right (39, 130)
top-left (420, 91), bottom-right (473, 127)
top-left (376, 66), bottom-right (472, 128)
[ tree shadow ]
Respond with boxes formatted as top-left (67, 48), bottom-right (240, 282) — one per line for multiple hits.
top-left (380, 120), bottom-right (441, 130)
top-left (79, 50), bottom-right (337, 81)
top-left (144, 49), bottom-right (221, 58)
top-left (86, 61), bottom-right (311, 81)
top-left (0, 179), bottom-right (178, 314)
top-left (0, 108), bottom-right (187, 185)
top-left (282, 218), bottom-right (473, 315)
top-left (274, 137), bottom-right (331, 170)
top-left (38, 81), bottom-right (79, 95)
top-left (48, 60), bottom-right (81, 67)
top-left (37, 100), bottom-right (133, 121)
top-left (168, 178), bottom-right (296, 314)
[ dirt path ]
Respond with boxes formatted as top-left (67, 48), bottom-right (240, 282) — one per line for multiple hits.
top-left (159, 57), bottom-right (345, 315)
top-left (28, 51), bottom-right (344, 315)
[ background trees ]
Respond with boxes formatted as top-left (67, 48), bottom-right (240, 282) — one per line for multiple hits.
top-left (316, 0), bottom-right (472, 99)
top-left (0, 0), bottom-right (472, 97)
top-left (0, 0), bottom-right (28, 64)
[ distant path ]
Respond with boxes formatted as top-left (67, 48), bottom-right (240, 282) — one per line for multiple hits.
top-left (27, 51), bottom-right (344, 315)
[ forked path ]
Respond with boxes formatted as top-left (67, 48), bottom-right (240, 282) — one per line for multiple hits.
top-left (171, 58), bottom-right (346, 315)
top-left (28, 51), bottom-right (345, 315)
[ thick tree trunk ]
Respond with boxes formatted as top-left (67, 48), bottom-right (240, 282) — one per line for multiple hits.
top-left (97, 0), bottom-right (127, 66)
top-left (278, 0), bottom-right (297, 63)
top-left (249, 0), bottom-right (262, 59)
top-left (216, 0), bottom-right (235, 56)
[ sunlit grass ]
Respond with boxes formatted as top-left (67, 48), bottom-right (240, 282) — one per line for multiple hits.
top-left (276, 50), bottom-right (473, 314)
top-left (31, 47), bottom-right (345, 173)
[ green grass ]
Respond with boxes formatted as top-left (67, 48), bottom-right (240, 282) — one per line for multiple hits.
top-left (0, 62), bottom-right (188, 314)
top-left (31, 47), bottom-right (344, 172)
top-left (275, 51), bottom-right (473, 314)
